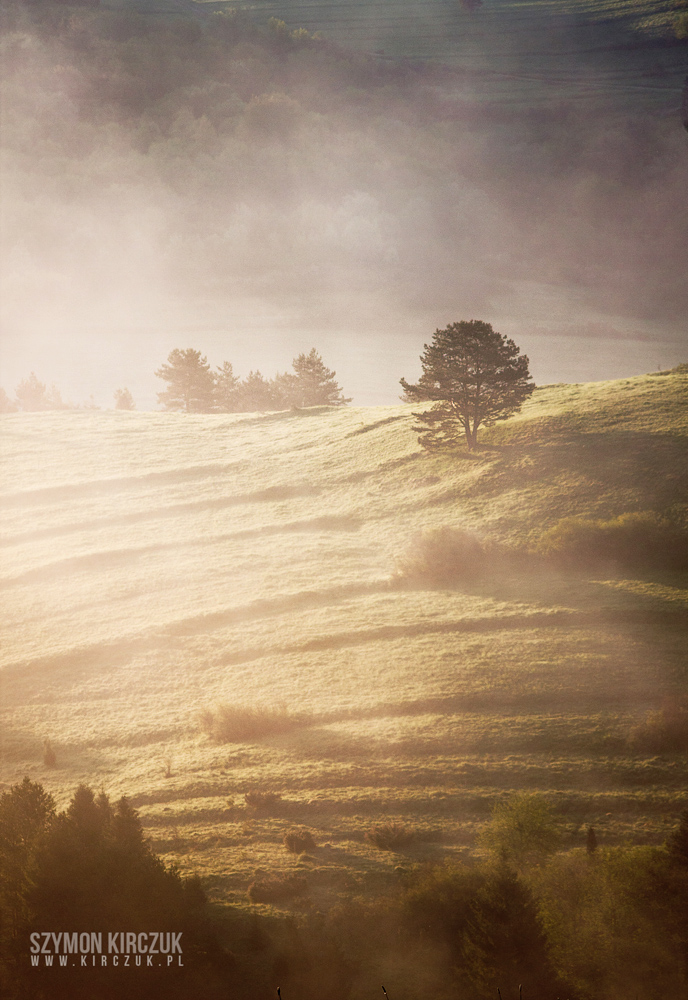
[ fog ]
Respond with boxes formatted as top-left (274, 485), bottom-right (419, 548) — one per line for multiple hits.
top-left (1, 0), bottom-right (686, 407)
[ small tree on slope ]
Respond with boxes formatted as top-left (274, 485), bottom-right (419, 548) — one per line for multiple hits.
top-left (400, 320), bottom-right (534, 451)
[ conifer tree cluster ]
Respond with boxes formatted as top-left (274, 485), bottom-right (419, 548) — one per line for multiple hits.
top-left (155, 347), bottom-right (350, 413)
top-left (0, 778), bottom-right (230, 1000)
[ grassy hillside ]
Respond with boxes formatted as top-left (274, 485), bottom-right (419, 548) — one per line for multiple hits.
top-left (113, 0), bottom-right (687, 108)
top-left (1, 368), bottom-right (687, 912)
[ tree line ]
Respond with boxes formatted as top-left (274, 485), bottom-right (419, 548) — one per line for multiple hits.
top-left (0, 778), bottom-right (231, 999)
top-left (0, 347), bottom-right (349, 415)
top-left (1, 322), bottom-right (534, 454)
top-left (155, 347), bottom-right (350, 413)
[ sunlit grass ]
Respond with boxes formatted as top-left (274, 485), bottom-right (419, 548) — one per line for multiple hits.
top-left (1, 370), bottom-right (686, 909)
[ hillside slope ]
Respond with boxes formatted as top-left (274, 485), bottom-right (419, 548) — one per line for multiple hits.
top-left (110, 0), bottom-right (687, 106)
top-left (1, 368), bottom-right (687, 906)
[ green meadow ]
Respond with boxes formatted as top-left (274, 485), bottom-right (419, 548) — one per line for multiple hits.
top-left (1, 367), bottom-right (686, 915)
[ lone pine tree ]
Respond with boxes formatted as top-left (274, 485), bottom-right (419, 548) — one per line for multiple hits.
top-left (400, 320), bottom-right (534, 450)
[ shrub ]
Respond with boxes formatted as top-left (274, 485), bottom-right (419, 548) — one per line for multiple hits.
top-left (200, 703), bottom-right (306, 742)
top-left (536, 512), bottom-right (688, 573)
top-left (394, 526), bottom-right (493, 586)
top-left (244, 790), bottom-right (282, 813)
top-left (479, 793), bottom-right (561, 865)
top-left (629, 697), bottom-right (688, 754)
top-left (283, 828), bottom-right (316, 853)
top-left (365, 823), bottom-right (415, 850)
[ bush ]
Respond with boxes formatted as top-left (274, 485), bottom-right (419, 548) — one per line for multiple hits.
top-left (244, 789), bottom-right (282, 813)
top-left (283, 828), bottom-right (316, 853)
top-left (365, 823), bottom-right (415, 850)
top-left (536, 512), bottom-right (688, 573)
top-left (200, 703), bottom-right (306, 742)
top-left (394, 526), bottom-right (494, 586)
top-left (479, 793), bottom-right (561, 866)
top-left (629, 698), bottom-right (688, 754)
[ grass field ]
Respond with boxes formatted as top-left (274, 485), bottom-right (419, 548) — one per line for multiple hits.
top-left (1, 368), bottom-right (687, 915)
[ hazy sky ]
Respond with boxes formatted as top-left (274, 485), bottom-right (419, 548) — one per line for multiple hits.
top-left (1, 0), bottom-right (686, 408)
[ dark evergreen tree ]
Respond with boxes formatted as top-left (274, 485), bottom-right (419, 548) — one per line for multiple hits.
top-left (586, 826), bottom-right (598, 854)
top-left (155, 348), bottom-right (217, 412)
top-left (462, 861), bottom-right (565, 998)
top-left (0, 779), bottom-right (56, 999)
top-left (0, 780), bottom-right (233, 1000)
top-left (402, 860), bottom-right (566, 999)
top-left (400, 320), bottom-right (534, 450)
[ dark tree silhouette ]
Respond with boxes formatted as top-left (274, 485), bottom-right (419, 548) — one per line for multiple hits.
top-left (155, 348), bottom-right (216, 412)
top-left (0, 779), bottom-right (56, 998)
top-left (402, 860), bottom-right (566, 997)
top-left (400, 320), bottom-right (534, 450)
top-left (0, 780), bottom-right (233, 1000)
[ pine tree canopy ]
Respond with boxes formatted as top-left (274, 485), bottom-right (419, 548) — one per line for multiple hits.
top-left (400, 320), bottom-right (534, 450)
top-left (155, 348), bottom-right (216, 412)
top-left (288, 348), bottom-right (351, 407)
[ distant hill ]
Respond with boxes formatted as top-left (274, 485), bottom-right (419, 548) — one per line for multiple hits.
top-left (100, 0), bottom-right (687, 109)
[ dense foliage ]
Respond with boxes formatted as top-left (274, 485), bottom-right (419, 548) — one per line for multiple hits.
top-left (400, 321), bottom-right (534, 450)
top-left (155, 346), bottom-right (349, 411)
top-left (3, 780), bottom-right (688, 999)
top-left (0, 779), bottom-right (232, 999)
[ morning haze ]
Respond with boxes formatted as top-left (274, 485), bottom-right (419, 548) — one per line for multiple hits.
top-left (0, 0), bottom-right (686, 405)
